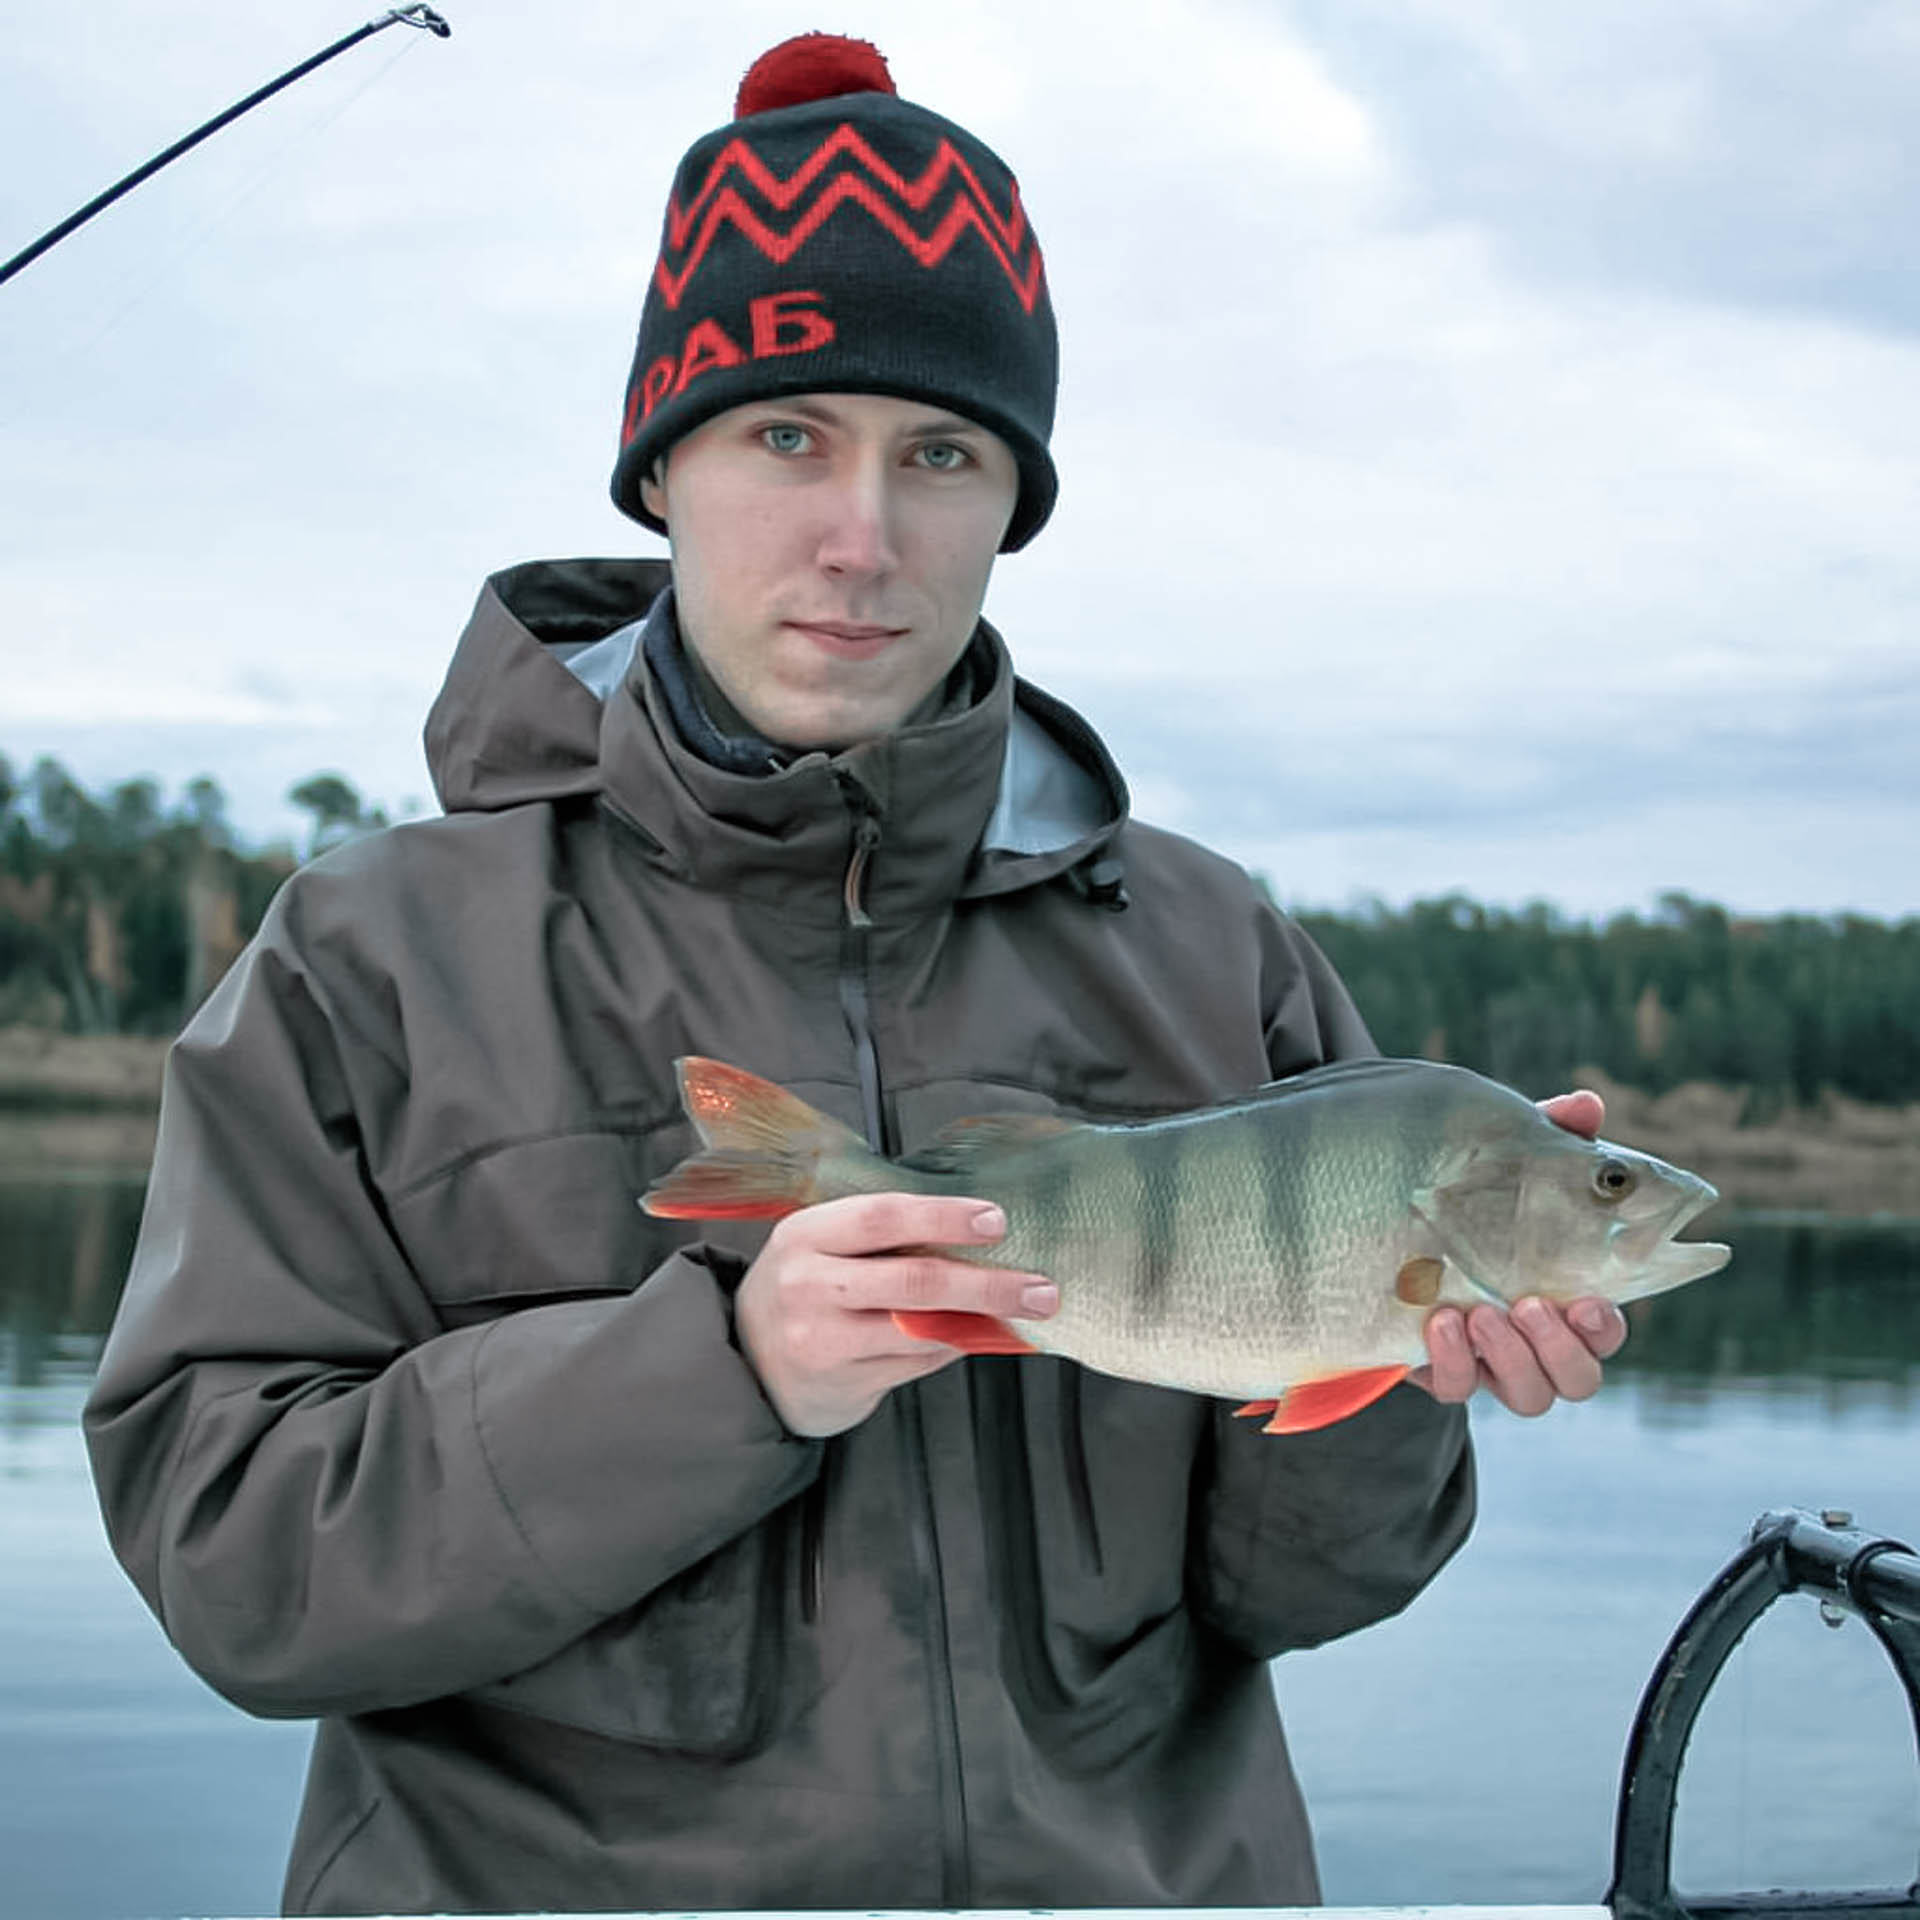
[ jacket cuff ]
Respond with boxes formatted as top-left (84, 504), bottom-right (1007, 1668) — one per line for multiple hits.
top-left (468, 1247), bottom-right (822, 1615)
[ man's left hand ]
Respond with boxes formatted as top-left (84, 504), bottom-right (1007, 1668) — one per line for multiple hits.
top-left (1410, 1087), bottom-right (1629, 1416)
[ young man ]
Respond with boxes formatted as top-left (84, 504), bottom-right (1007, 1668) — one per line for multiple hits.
top-left (85, 35), bottom-right (1620, 1916)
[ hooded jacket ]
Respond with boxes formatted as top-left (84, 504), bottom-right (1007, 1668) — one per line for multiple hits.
top-left (85, 557), bottom-right (1473, 1916)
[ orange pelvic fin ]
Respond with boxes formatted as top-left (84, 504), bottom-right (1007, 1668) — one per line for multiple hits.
top-left (1234, 1364), bottom-right (1411, 1435)
top-left (640, 1057), bottom-right (865, 1219)
top-left (893, 1310), bottom-right (1038, 1356)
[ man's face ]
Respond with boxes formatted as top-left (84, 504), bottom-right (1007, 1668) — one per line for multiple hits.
top-left (639, 391), bottom-right (1020, 750)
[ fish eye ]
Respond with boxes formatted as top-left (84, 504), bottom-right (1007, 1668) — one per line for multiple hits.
top-left (1591, 1158), bottom-right (1638, 1203)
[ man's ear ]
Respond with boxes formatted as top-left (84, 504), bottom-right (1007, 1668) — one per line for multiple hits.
top-left (639, 456), bottom-right (668, 524)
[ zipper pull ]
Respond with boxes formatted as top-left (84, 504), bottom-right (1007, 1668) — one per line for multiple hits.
top-left (843, 813), bottom-right (881, 929)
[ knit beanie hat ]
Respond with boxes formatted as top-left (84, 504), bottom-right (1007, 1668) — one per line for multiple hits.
top-left (610, 32), bottom-right (1059, 551)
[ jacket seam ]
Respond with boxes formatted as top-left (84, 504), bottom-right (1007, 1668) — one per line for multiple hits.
top-left (287, 1792), bottom-right (382, 1913)
top-left (386, 1112), bottom-right (686, 1204)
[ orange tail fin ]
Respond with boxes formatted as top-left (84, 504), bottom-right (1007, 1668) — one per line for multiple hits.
top-left (640, 1057), bottom-right (868, 1220)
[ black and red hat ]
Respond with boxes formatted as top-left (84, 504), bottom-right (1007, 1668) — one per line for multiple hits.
top-left (610, 32), bottom-right (1059, 551)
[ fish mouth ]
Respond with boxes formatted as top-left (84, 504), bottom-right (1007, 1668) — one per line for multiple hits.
top-left (1615, 1180), bottom-right (1732, 1297)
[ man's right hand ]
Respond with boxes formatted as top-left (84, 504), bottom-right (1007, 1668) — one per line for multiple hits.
top-left (733, 1193), bottom-right (1058, 1437)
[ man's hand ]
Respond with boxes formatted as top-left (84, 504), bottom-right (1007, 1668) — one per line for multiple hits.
top-left (734, 1193), bottom-right (1057, 1438)
top-left (1411, 1087), bottom-right (1628, 1415)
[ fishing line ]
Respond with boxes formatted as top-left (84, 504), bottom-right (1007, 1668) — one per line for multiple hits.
top-left (0, 32), bottom-right (427, 435)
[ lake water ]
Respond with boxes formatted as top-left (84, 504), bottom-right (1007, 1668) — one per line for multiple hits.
top-left (4, 1170), bottom-right (1918, 1920)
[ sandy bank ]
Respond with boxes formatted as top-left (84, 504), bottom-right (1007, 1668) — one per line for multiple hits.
top-left (1576, 1066), bottom-right (1920, 1222)
top-left (0, 1025), bottom-right (168, 1110)
top-left (0, 1028), bottom-right (167, 1176)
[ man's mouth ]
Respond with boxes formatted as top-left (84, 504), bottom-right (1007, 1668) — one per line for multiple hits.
top-left (784, 619), bottom-right (910, 657)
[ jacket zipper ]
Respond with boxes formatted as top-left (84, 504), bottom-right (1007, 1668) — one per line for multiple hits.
top-left (833, 776), bottom-right (972, 1908)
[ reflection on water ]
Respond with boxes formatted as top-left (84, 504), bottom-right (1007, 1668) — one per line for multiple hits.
top-left (1, 1176), bottom-right (144, 1398)
top-left (1618, 1214), bottom-right (1920, 1408)
top-left (4, 1174), bottom-right (1919, 1917)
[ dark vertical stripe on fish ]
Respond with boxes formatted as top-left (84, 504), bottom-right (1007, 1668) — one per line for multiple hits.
top-left (1018, 1139), bottom-right (1074, 1279)
top-left (1257, 1107), bottom-right (1314, 1317)
top-left (1131, 1118), bottom-right (1181, 1334)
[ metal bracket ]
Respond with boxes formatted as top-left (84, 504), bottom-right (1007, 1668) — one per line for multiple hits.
top-left (1607, 1507), bottom-right (1920, 1919)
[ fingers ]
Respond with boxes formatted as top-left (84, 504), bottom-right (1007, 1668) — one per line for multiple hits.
top-left (733, 1190), bottom-right (1057, 1439)
top-left (849, 1253), bottom-right (1059, 1323)
top-left (1417, 1296), bottom-right (1627, 1414)
top-left (793, 1190), bottom-right (1012, 1259)
top-left (1568, 1295), bottom-right (1628, 1360)
top-left (1414, 1307), bottom-right (1479, 1403)
top-left (771, 1196), bottom-right (1055, 1320)
top-left (1538, 1089), bottom-right (1605, 1139)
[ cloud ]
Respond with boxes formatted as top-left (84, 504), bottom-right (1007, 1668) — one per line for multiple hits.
top-left (2, 1), bottom-right (1912, 921)
top-left (1285, 0), bottom-right (1920, 332)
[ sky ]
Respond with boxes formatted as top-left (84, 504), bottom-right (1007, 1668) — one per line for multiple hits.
top-left (2, 0), bottom-right (1915, 921)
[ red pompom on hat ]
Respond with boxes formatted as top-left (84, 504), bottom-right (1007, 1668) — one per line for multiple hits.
top-left (734, 33), bottom-right (896, 118)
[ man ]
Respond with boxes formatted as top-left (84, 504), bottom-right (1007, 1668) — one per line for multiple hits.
top-left (85, 33), bottom-right (1621, 1917)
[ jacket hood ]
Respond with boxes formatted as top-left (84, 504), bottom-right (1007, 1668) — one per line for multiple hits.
top-left (424, 557), bottom-right (1129, 904)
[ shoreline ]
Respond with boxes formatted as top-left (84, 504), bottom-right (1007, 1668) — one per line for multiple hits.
top-left (1, 1028), bottom-right (1915, 1215)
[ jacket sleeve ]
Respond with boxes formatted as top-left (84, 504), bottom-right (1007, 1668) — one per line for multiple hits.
top-left (82, 899), bottom-right (821, 1722)
top-left (1185, 903), bottom-right (1476, 1656)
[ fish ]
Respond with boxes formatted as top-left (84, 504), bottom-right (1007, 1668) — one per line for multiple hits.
top-left (640, 1054), bottom-right (1731, 1433)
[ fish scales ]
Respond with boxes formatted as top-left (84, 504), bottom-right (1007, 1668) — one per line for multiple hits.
top-left (968, 1100), bottom-right (1425, 1397)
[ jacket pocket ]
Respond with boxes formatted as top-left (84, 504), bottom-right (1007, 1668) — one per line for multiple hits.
top-left (389, 1124), bottom-right (707, 1321)
top-left (470, 1508), bottom-right (789, 1756)
top-left (973, 1358), bottom-right (1207, 1770)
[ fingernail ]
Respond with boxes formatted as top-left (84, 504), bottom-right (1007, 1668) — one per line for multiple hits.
top-left (1573, 1300), bottom-right (1613, 1337)
top-left (1019, 1281), bottom-right (1058, 1316)
top-left (971, 1205), bottom-right (1006, 1238)
top-left (1516, 1298), bottom-right (1552, 1333)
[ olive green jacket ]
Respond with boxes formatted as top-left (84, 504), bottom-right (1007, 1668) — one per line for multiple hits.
top-left (85, 557), bottom-right (1473, 1915)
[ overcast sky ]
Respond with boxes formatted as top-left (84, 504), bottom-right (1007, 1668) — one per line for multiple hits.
top-left (3, 0), bottom-right (1914, 920)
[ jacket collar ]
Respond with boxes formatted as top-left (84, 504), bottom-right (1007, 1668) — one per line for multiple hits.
top-left (424, 556), bottom-right (1129, 924)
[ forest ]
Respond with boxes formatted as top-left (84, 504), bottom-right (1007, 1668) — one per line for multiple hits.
top-left (3, 755), bottom-right (1916, 1108)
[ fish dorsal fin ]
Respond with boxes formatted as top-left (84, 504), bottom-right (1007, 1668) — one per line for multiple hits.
top-left (901, 1111), bottom-right (1081, 1174)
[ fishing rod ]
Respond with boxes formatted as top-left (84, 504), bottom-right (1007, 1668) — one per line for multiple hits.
top-left (0, 6), bottom-right (452, 290)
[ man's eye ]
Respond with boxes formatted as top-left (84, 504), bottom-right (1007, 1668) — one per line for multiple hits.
top-left (915, 441), bottom-right (971, 470)
top-left (762, 424), bottom-right (812, 454)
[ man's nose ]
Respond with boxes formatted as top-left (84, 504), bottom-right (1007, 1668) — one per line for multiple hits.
top-left (815, 458), bottom-right (899, 579)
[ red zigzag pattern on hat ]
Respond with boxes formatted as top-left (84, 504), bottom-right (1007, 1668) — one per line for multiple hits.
top-left (654, 123), bottom-right (1045, 314)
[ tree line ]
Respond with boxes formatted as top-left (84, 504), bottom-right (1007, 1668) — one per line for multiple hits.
top-left (1292, 893), bottom-right (1920, 1108)
top-left (0, 756), bottom-right (386, 1037)
top-left (2, 757), bottom-right (1915, 1107)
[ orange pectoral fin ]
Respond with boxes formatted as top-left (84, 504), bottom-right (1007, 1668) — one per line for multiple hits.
top-left (892, 1310), bottom-right (1038, 1356)
top-left (1242, 1364), bottom-right (1411, 1435)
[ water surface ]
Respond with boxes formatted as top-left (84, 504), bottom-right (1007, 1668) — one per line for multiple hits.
top-left (4, 1173), bottom-right (1916, 1917)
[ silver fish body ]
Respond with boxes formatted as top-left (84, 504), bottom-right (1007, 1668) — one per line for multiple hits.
top-left (643, 1055), bottom-right (1731, 1407)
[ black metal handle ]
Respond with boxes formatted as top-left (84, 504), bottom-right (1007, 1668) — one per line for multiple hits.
top-left (1607, 1507), bottom-right (1920, 1919)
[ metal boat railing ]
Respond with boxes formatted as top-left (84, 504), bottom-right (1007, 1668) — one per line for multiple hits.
top-left (1608, 1507), bottom-right (1920, 1920)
